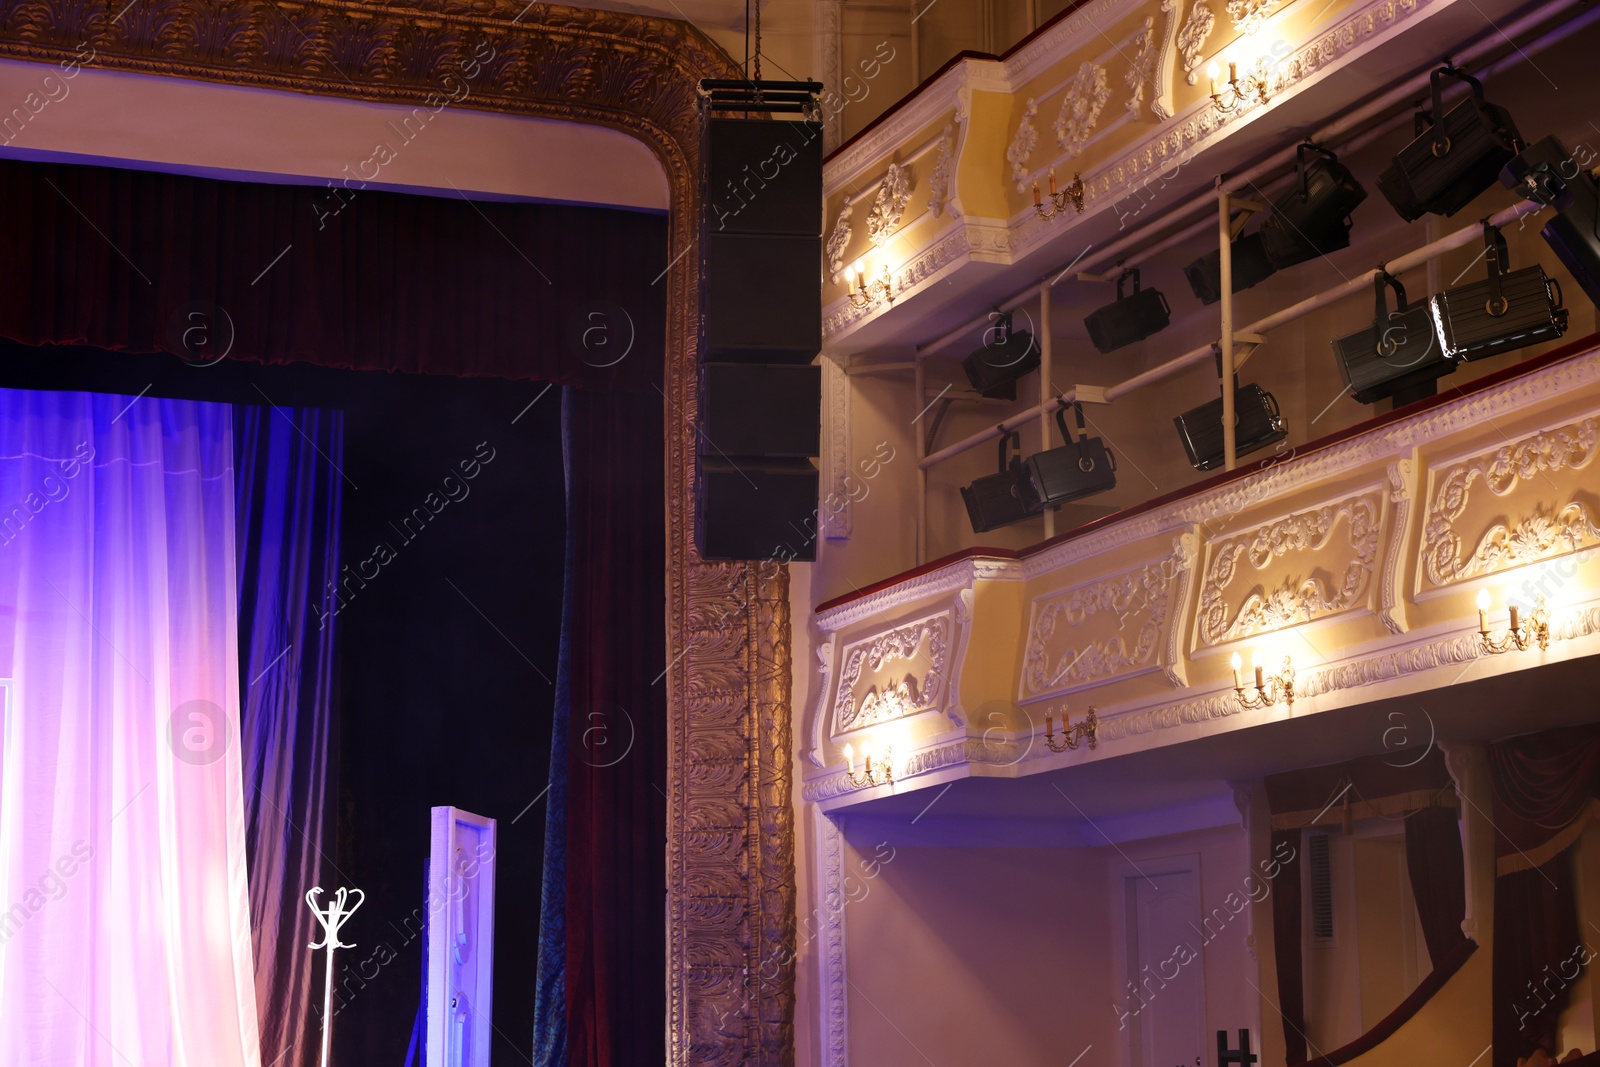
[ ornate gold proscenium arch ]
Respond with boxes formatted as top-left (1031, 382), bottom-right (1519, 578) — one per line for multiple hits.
top-left (0, 4), bottom-right (795, 1063)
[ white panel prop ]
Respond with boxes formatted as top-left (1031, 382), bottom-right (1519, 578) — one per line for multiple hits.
top-left (426, 806), bottom-right (497, 1067)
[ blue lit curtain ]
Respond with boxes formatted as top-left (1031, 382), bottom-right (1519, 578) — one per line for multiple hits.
top-left (233, 405), bottom-right (343, 1067)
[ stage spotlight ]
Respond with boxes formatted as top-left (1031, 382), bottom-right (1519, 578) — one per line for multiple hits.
top-left (1173, 382), bottom-right (1287, 471)
top-left (1332, 271), bottom-right (1455, 404)
top-left (1502, 135), bottom-right (1600, 309)
top-left (1083, 269), bottom-right (1171, 354)
top-left (961, 431), bottom-right (1043, 533)
top-left (1185, 232), bottom-right (1277, 306)
top-left (1022, 404), bottom-right (1117, 507)
top-left (1377, 64), bottom-right (1521, 221)
top-left (1430, 223), bottom-right (1567, 362)
top-left (1260, 143), bottom-right (1367, 269)
top-left (962, 312), bottom-right (1040, 400)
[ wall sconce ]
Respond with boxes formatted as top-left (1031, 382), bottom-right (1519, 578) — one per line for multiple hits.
top-left (842, 740), bottom-right (893, 787)
top-left (1231, 651), bottom-right (1294, 710)
top-left (1476, 589), bottom-right (1550, 653)
top-left (1043, 706), bottom-right (1098, 751)
top-left (1208, 59), bottom-right (1270, 114)
top-left (847, 259), bottom-right (893, 309)
top-left (1033, 166), bottom-right (1085, 220)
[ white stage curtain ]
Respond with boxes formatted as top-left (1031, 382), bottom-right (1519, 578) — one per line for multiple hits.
top-left (0, 387), bottom-right (261, 1067)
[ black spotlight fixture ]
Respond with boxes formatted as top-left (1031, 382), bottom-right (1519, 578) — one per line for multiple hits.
top-left (1022, 404), bottom-right (1117, 507)
top-left (961, 430), bottom-right (1043, 533)
top-left (1260, 143), bottom-right (1368, 269)
top-left (1377, 64), bottom-right (1522, 221)
top-left (962, 312), bottom-right (1041, 399)
top-left (1174, 381), bottom-right (1287, 471)
top-left (1185, 231), bottom-right (1277, 305)
top-left (1502, 135), bottom-right (1600, 309)
top-left (1332, 270), bottom-right (1455, 405)
top-left (1083, 269), bottom-right (1171, 354)
top-left (1430, 222), bottom-right (1567, 362)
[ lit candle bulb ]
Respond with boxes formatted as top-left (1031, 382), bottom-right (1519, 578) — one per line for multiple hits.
top-left (1252, 650), bottom-right (1264, 691)
top-left (852, 259), bottom-right (865, 294)
top-left (1477, 588), bottom-right (1490, 633)
top-left (844, 742), bottom-right (854, 776)
top-left (1049, 166), bottom-right (1058, 195)
top-left (1206, 61), bottom-right (1221, 91)
top-left (1231, 651), bottom-right (1244, 689)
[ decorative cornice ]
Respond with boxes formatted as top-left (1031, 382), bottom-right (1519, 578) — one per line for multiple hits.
top-left (815, 556), bottom-right (1023, 632)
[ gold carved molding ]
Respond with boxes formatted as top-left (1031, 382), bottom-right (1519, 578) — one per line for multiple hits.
top-left (0, 4), bottom-right (795, 1063)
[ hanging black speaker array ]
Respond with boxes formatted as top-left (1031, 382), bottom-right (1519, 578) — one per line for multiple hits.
top-left (695, 81), bottom-right (826, 562)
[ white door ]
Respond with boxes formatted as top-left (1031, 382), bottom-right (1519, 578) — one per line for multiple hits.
top-left (426, 806), bottom-right (497, 1067)
top-left (1129, 870), bottom-right (1206, 1067)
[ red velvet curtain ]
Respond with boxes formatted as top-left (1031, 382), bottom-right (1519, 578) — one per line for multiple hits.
top-left (0, 157), bottom-right (664, 391)
top-left (1487, 725), bottom-right (1600, 865)
top-left (1488, 726), bottom-right (1600, 1067)
top-left (1404, 805), bottom-right (1469, 968)
top-left (1272, 827), bottom-right (1308, 1064)
top-left (558, 387), bottom-right (667, 1067)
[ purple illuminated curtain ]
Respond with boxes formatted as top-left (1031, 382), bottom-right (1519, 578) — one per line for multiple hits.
top-left (0, 387), bottom-right (261, 1065)
top-left (234, 405), bottom-right (342, 1067)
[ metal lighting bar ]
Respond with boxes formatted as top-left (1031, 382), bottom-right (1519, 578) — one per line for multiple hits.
top-left (912, 0), bottom-right (1594, 362)
top-left (919, 197), bottom-right (1546, 470)
top-left (1039, 283), bottom-right (1055, 539)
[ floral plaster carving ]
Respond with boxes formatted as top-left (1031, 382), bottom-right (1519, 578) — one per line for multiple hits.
top-left (866, 162), bottom-right (912, 247)
top-left (1126, 16), bottom-right (1158, 119)
top-left (1151, 0), bottom-right (1181, 118)
top-left (1179, 0), bottom-right (1216, 84)
top-left (1422, 419), bottom-right (1600, 587)
top-left (1022, 541), bottom-right (1188, 698)
top-left (1227, 0), bottom-right (1281, 34)
top-left (1007, 98), bottom-right (1040, 194)
top-left (1198, 495), bottom-right (1382, 645)
top-left (834, 615), bottom-right (950, 732)
top-left (928, 124), bottom-right (956, 218)
top-left (826, 202), bottom-right (853, 281)
top-left (1054, 61), bottom-right (1111, 157)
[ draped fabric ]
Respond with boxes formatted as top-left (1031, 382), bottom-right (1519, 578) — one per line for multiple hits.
top-left (1492, 852), bottom-right (1582, 1067)
top-left (1486, 724), bottom-right (1600, 874)
top-left (0, 154), bottom-right (668, 1067)
top-left (0, 157), bottom-right (665, 392)
top-left (1271, 828), bottom-right (1309, 1065)
top-left (532, 388), bottom-right (667, 1067)
top-left (0, 387), bottom-right (260, 1066)
top-left (1403, 804), bottom-right (1470, 968)
top-left (1265, 749), bottom-right (1466, 1066)
top-left (233, 406), bottom-right (343, 1067)
top-left (1488, 726), bottom-right (1600, 1067)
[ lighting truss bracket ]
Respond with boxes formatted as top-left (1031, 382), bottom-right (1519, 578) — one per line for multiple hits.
top-left (1073, 385), bottom-right (1109, 404)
